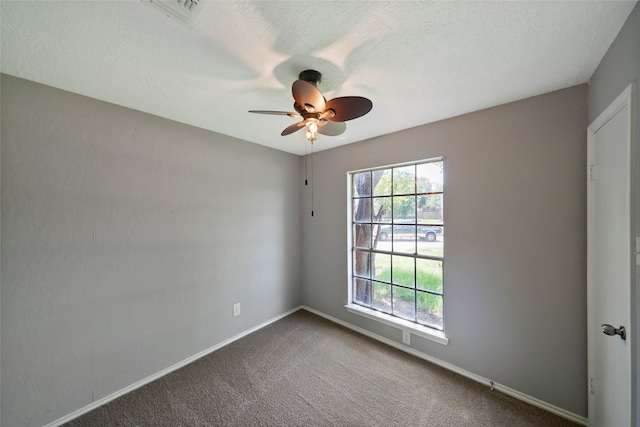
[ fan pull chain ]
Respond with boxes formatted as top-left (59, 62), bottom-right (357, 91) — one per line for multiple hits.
top-left (304, 137), bottom-right (308, 186)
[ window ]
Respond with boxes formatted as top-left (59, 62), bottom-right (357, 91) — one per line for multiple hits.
top-left (349, 158), bottom-right (445, 335)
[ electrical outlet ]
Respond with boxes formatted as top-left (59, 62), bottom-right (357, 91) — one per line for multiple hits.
top-left (233, 303), bottom-right (240, 317)
top-left (402, 330), bottom-right (411, 345)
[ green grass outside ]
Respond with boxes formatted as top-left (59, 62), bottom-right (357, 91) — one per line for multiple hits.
top-left (373, 257), bottom-right (443, 314)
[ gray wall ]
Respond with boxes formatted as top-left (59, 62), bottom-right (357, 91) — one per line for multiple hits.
top-left (0, 72), bottom-right (2, 426)
top-left (588, 3), bottom-right (640, 425)
top-left (0, 74), bottom-right (303, 427)
top-left (302, 85), bottom-right (588, 416)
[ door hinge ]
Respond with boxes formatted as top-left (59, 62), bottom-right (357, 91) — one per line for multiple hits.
top-left (590, 377), bottom-right (595, 394)
top-left (589, 164), bottom-right (596, 181)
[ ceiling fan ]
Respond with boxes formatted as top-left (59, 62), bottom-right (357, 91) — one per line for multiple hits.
top-left (249, 70), bottom-right (373, 143)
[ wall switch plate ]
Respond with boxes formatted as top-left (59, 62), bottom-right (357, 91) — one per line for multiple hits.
top-left (233, 303), bottom-right (240, 317)
top-left (402, 330), bottom-right (411, 345)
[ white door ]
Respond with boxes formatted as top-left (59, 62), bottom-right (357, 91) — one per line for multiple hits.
top-left (587, 83), bottom-right (635, 427)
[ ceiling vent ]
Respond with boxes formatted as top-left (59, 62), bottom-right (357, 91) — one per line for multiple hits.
top-left (146, 0), bottom-right (200, 26)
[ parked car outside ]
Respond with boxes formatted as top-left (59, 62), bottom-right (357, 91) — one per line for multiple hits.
top-left (378, 221), bottom-right (442, 242)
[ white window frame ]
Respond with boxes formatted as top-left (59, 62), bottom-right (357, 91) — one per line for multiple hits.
top-left (346, 158), bottom-right (449, 346)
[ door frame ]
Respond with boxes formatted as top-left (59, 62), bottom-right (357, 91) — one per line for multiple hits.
top-left (587, 81), bottom-right (636, 426)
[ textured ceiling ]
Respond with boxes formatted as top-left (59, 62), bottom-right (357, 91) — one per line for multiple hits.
top-left (1, 1), bottom-right (636, 155)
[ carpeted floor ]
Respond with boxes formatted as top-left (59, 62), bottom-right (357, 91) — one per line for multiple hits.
top-left (65, 309), bottom-right (581, 426)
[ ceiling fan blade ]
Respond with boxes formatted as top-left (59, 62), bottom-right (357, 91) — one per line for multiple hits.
top-left (292, 80), bottom-right (326, 113)
top-left (324, 96), bottom-right (373, 122)
top-left (281, 121), bottom-right (306, 136)
top-left (317, 120), bottom-right (346, 136)
top-left (249, 110), bottom-right (300, 118)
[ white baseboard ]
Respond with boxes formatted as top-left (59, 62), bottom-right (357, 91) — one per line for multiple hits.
top-left (46, 305), bottom-right (587, 427)
top-left (44, 306), bottom-right (303, 427)
top-left (301, 305), bottom-right (588, 426)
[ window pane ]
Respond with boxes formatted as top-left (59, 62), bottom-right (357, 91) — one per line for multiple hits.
top-left (393, 165), bottom-right (415, 195)
top-left (372, 253), bottom-right (391, 282)
top-left (353, 250), bottom-right (371, 278)
top-left (417, 292), bottom-right (443, 330)
top-left (393, 286), bottom-right (416, 321)
top-left (416, 259), bottom-right (443, 293)
top-left (392, 224), bottom-right (416, 239)
top-left (417, 194), bottom-right (442, 223)
top-left (392, 196), bottom-right (415, 222)
top-left (353, 198), bottom-right (371, 223)
top-left (353, 278), bottom-right (371, 306)
top-left (352, 172), bottom-right (372, 197)
top-left (417, 227), bottom-right (444, 257)
top-left (378, 224), bottom-right (389, 240)
top-left (373, 169), bottom-right (392, 196)
top-left (418, 224), bottom-right (442, 242)
top-left (417, 161), bottom-right (443, 193)
top-left (392, 255), bottom-right (414, 287)
top-left (353, 224), bottom-right (372, 249)
top-left (372, 224), bottom-right (381, 246)
top-left (392, 225), bottom-right (415, 254)
top-left (373, 197), bottom-right (391, 223)
top-left (372, 282), bottom-right (392, 313)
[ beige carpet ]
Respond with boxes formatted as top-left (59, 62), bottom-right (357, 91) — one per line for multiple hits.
top-left (65, 309), bottom-right (580, 426)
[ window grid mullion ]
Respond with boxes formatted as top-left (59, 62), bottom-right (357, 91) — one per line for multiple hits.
top-left (413, 164), bottom-right (418, 322)
top-left (389, 169), bottom-right (396, 315)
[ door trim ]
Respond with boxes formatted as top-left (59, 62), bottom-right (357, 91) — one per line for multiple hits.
top-left (587, 81), bottom-right (636, 426)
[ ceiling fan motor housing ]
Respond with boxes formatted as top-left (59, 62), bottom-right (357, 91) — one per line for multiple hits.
top-left (298, 70), bottom-right (322, 87)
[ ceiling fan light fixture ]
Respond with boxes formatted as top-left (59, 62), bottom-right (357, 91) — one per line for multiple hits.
top-left (306, 130), bottom-right (316, 143)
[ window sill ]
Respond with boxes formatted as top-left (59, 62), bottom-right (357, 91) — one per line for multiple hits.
top-left (345, 304), bottom-right (449, 345)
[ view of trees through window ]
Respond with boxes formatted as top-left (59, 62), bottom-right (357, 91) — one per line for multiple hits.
top-left (351, 159), bottom-right (444, 330)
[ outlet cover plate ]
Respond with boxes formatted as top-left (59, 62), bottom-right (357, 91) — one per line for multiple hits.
top-left (233, 303), bottom-right (240, 317)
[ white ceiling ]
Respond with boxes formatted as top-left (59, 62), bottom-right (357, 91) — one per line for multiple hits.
top-left (1, 1), bottom-right (636, 155)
